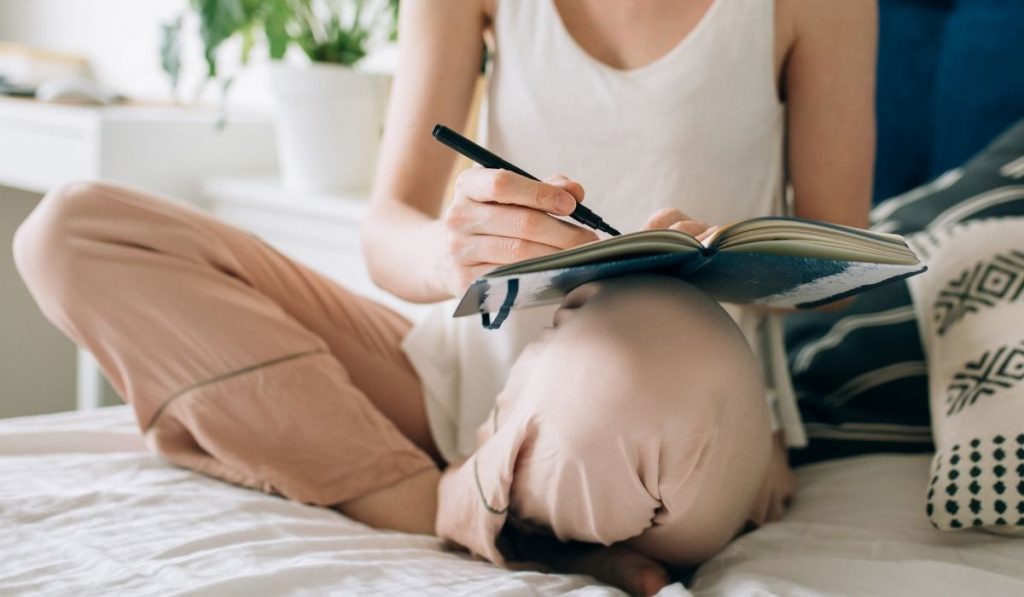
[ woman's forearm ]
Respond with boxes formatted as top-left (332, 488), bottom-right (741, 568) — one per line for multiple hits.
top-left (362, 200), bottom-right (450, 304)
top-left (358, 0), bottom-right (488, 305)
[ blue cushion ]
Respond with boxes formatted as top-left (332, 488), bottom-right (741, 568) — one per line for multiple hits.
top-left (788, 118), bottom-right (1024, 466)
top-left (874, 0), bottom-right (1024, 203)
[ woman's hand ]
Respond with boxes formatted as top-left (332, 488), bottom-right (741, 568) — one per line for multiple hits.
top-left (641, 207), bottom-right (717, 241)
top-left (748, 431), bottom-right (796, 526)
top-left (440, 169), bottom-right (599, 297)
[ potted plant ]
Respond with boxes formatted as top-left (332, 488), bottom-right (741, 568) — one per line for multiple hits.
top-left (163, 0), bottom-right (398, 194)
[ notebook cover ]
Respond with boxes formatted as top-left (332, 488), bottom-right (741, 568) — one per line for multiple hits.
top-left (453, 250), bottom-right (927, 317)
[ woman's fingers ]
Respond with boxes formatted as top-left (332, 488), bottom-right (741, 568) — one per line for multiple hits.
top-left (449, 168), bottom-right (595, 248)
top-left (696, 225), bottom-right (721, 242)
top-left (442, 168), bottom-right (591, 296)
top-left (668, 219), bottom-right (710, 237)
top-left (456, 234), bottom-right (564, 265)
top-left (643, 208), bottom-right (689, 230)
top-left (543, 174), bottom-right (586, 203)
top-left (453, 202), bottom-right (599, 249)
top-left (456, 168), bottom-right (579, 215)
top-left (642, 207), bottom-right (710, 238)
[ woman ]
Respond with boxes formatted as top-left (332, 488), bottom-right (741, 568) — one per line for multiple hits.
top-left (14, 0), bottom-right (876, 594)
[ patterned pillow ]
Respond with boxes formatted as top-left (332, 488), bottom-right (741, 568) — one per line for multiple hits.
top-left (786, 118), bottom-right (1024, 466)
top-left (908, 219), bottom-right (1024, 534)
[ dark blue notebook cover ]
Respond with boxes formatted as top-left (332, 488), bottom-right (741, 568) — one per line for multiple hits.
top-left (454, 246), bottom-right (927, 320)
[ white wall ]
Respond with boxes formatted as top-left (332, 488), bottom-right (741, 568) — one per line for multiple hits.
top-left (0, 1), bottom-right (398, 418)
top-left (0, 0), bottom-right (269, 418)
top-left (0, 0), bottom-right (274, 107)
top-left (0, 185), bottom-right (78, 418)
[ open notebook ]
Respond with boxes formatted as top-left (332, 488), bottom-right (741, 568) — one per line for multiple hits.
top-left (454, 217), bottom-right (927, 329)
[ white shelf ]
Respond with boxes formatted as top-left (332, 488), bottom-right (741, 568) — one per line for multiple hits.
top-left (0, 98), bottom-right (279, 412)
top-left (0, 97), bottom-right (278, 200)
top-left (202, 177), bottom-right (426, 320)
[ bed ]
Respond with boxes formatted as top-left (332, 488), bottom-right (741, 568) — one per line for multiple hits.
top-left (3, 405), bottom-right (1022, 596)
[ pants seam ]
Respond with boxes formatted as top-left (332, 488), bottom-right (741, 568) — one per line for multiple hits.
top-left (143, 348), bottom-right (327, 431)
top-left (474, 456), bottom-right (509, 515)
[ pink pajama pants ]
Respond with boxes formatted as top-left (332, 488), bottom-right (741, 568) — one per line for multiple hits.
top-left (14, 182), bottom-right (774, 566)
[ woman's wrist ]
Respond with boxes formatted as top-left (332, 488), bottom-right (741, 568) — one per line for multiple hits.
top-left (363, 207), bottom-right (452, 304)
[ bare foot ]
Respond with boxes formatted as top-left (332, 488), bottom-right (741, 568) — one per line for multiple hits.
top-left (499, 524), bottom-right (669, 596)
top-left (547, 542), bottom-right (670, 596)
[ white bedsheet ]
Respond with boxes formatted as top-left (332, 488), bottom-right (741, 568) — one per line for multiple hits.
top-left (2, 406), bottom-right (1022, 596)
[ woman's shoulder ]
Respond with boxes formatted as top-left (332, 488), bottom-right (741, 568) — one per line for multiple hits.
top-left (778, 0), bottom-right (877, 52)
top-left (774, 0), bottom-right (877, 100)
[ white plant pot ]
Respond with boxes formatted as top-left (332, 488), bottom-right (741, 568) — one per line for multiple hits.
top-left (267, 61), bottom-right (390, 195)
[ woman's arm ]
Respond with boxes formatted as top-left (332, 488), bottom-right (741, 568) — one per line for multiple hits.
top-left (641, 2), bottom-right (877, 245)
top-left (784, 0), bottom-right (877, 228)
top-left (364, 0), bottom-right (596, 304)
top-left (363, 0), bottom-right (486, 303)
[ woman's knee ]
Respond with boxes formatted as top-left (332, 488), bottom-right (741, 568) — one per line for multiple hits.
top-left (558, 278), bottom-right (774, 565)
top-left (548, 276), bottom-right (766, 420)
top-left (13, 181), bottom-right (114, 308)
top-left (510, 276), bottom-right (772, 549)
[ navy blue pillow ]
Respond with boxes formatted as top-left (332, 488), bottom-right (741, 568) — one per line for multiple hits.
top-left (788, 119), bottom-right (1024, 466)
top-left (874, 0), bottom-right (1024, 202)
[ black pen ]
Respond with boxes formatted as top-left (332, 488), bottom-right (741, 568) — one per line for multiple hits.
top-left (432, 124), bottom-right (621, 236)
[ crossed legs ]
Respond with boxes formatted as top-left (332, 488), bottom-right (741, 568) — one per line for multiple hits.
top-left (13, 181), bottom-right (441, 533)
top-left (14, 182), bottom-right (773, 584)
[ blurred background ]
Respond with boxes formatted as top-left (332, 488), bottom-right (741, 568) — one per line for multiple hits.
top-left (0, 0), bottom-right (409, 418)
top-left (0, 0), bottom-right (1022, 420)
top-left (1, 1), bottom-right (220, 103)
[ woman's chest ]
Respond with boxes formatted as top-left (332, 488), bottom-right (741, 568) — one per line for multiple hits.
top-left (484, 0), bottom-right (793, 94)
top-left (485, 0), bottom-right (788, 227)
top-left (549, 0), bottom-right (715, 71)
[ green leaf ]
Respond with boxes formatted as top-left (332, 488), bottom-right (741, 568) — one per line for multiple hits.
top-left (182, 0), bottom-right (389, 80)
top-left (265, 0), bottom-right (291, 59)
top-left (192, 0), bottom-right (249, 77)
top-left (387, 0), bottom-right (399, 42)
top-left (240, 25), bottom-right (255, 64)
top-left (159, 14), bottom-right (183, 93)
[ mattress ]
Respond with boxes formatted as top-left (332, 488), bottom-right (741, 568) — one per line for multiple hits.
top-left (2, 406), bottom-right (1022, 596)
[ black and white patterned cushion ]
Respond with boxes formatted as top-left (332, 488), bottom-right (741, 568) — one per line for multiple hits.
top-left (786, 118), bottom-right (1024, 466)
top-left (908, 219), bottom-right (1024, 533)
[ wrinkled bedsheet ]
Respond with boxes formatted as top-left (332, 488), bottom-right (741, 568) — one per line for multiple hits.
top-left (2, 406), bottom-right (1022, 596)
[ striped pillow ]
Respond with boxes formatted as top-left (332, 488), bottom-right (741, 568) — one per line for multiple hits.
top-left (786, 118), bottom-right (1024, 465)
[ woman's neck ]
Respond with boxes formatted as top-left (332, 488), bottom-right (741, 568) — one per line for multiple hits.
top-left (551, 0), bottom-right (715, 71)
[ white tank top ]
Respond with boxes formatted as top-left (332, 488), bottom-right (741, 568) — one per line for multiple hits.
top-left (402, 0), bottom-right (806, 463)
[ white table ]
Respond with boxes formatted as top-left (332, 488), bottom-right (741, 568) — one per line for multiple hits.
top-left (0, 97), bottom-right (278, 410)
